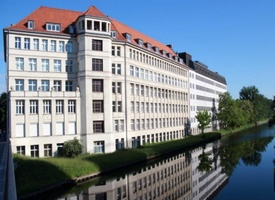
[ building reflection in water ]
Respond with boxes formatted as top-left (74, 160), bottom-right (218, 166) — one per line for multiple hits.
top-left (57, 141), bottom-right (229, 200)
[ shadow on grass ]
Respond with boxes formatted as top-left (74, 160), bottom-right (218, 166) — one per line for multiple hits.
top-left (14, 155), bottom-right (73, 199)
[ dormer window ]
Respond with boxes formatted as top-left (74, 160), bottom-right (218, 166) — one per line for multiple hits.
top-left (27, 20), bottom-right (34, 29)
top-left (179, 58), bottom-right (183, 64)
top-left (138, 39), bottom-right (143, 47)
top-left (161, 50), bottom-right (166, 56)
top-left (69, 25), bottom-right (75, 34)
top-left (168, 53), bottom-right (172, 59)
top-left (46, 23), bottom-right (61, 32)
top-left (111, 31), bottom-right (117, 38)
top-left (154, 47), bottom-right (159, 54)
top-left (124, 33), bottom-right (132, 42)
top-left (146, 43), bottom-right (151, 50)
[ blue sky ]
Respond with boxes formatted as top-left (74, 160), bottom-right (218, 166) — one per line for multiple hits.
top-left (1, 0), bottom-right (275, 99)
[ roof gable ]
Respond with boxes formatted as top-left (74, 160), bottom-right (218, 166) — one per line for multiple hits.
top-left (82, 5), bottom-right (107, 18)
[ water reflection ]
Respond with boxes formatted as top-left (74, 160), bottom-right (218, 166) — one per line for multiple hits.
top-left (55, 137), bottom-right (273, 200)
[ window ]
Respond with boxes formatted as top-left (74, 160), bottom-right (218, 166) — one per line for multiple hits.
top-left (53, 80), bottom-right (62, 91)
top-left (130, 83), bottom-right (134, 95)
top-left (118, 101), bottom-right (122, 112)
top-left (15, 79), bottom-right (24, 91)
top-left (16, 146), bottom-right (25, 155)
top-left (130, 101), bottom-right (134, 112)
top-left (54, 60), bottom-right (61, 72)
top-left (30, 145), bottom-right (39, 157)
top-left (50, 40), bottom-right (56, 51)
top-left (43, 100), bottom-right (51, 114)
top-left (135, 84), bottom-right (139, 96)
top-left (68, 100), bottom-right (76, 113)
top-left (30, 100), bottom-right (38, 114)
top-left (46, 23), bottom-right (61, 32)
top-left (28, 80), bottom-right (37, 91)
top-left (15, 57), bottom-right (24, 70)
top-left (56, 100), bottom-right (63, 114)
top-left (33, 39), bottom-right (39, 50)
top-left (41, 80), bottom-right (49, 91)
top-left (66, 42), bottom-right (73, 52)
top-left (94, 141), bottom-right (104, 153)
top-left (92, 39), bottom-right (103, 51)
top-left (112, 64), bottom-right (116, 74)
top-left (130, 66), bottom-right (134, 76)
top-left (117, 64), bottom-right (121, 74)
top-left (44, 144), bottom-right (52, 157)
top-left (41, 59), bottom-right (49, 72)
top-left (65, 81), bottom-right (73, 91)
top-left (112, 101), bottom-right (116, 112)
top-left (24, 38), bottom-right (30, 49)
top-left (29, 58), bottom-right (37, 71)
top-left (15, 37), bottom-right (21, 49)
top-left (120, 120), bottom-right (124, 131)
top-left (117, 82), bottom-right (121, 94)
top-left (59, 41), bottom-right (64, 52)
top-left (135, 67), bottom-right (139, 77)
top-left (112, 82), bottom-right (115, 93)
top-left (92, 79), bottom-right (103, 92)
top-left (114, 120), bottom-right (119, 132)
top-left (16, 100), bottom-right (24, 114)
top-left (42, 39), bottom-right (48, 51)
top-left (66, 60), bottom-right (73, 73)
top-left (93, 100), bottom-right (104, 112)
top-left (117, 47), bottom-right (121, 56)
top-left (93, 121), bottom-right (104, 133)
top-left (131, 119), bottom-right (135, 130)
top-left (92, 58), bottom-right (103, 71)
top-left (136, 119), bottom-right (140, 130)
top-left (111, 31), bottom-right (117, 38)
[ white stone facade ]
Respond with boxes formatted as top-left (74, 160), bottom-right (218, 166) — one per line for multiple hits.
top-left (3, 6), bottom-right (226, 157)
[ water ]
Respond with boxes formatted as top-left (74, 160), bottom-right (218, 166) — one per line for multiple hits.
top-left (31, 124), bottom-right (275, 200)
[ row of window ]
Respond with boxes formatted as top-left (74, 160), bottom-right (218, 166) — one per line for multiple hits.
top-left (15, 99), bottom-right (76, 114)
top-left (130, 117), bottom-right (185, 131)
top-left (14, 79), bottom-right (74, 92)
top-left (130, 83), bottom-right (188, 101)
top-left (15, 37), bottom-right (73, 52)
top-left (17, 144), bottom-right (53, 157)
top-left (130, 101), bottom-right (187, 114)
top-left (14, 57), bottom-right (74, 73)
top-left (130, 66), bottom-right (188, 89)
top-left (129, 48), bottom-right (187, 77)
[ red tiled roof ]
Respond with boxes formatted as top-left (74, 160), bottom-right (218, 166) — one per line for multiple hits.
top-left (6, 5), bottom-right (176, 56)
top-left (6, 6), bottom-right (81, 34)
top-left (82, 5), bottom-right (108, 18)
top-left (111, 18), bottom-right (176, 56)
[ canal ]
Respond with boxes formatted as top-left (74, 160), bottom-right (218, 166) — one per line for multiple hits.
top-left (33, 124), bottom-right (275, 200)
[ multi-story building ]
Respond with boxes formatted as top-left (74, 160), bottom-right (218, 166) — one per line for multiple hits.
top-left (3, 6), bottom-right (190, 157)
top-left (180, 52), bottom-right (227, 135)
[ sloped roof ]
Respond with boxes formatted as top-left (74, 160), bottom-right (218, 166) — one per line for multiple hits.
top-left (5, 5), bottom-right (176, 56)
top-left (6, 6), bottom-right (82, 34)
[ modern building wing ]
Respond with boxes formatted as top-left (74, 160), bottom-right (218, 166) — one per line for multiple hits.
top-left (4, 5), bottom-right (193, 157)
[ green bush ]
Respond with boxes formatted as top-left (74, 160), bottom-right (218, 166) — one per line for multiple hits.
top-left (63, 138), bottom-right (82, 157)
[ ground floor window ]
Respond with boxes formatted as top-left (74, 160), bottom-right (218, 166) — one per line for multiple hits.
top-left (115, 138), bottom-right (125, 150)
top-left (44, 144), bottom-right (52, 157)
top-left (94, 141), bottom-right (104, 153)
top-left (30, 145), bottom-right (39, 157)
top-left (16, 146), bottom-right (25, 155)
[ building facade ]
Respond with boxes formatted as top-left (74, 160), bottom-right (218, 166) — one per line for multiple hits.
top-left (4, 6), bottom-right (192, 157)
top-left (179, 53), bottom-right (227, 135)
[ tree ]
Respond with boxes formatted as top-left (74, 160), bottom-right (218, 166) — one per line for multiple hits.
top-left (239, 86), bottom-right (259, 101)
top-left (63, 138), bottom-right (83, 157)
top-left (236, 99), bottom-right (254, 124)
top-left (0, 92), bottom-right (7, 134)
top-left (195, 110), bottom-right (211, 135)
top-left (217, 92), bottom-right (241, 129)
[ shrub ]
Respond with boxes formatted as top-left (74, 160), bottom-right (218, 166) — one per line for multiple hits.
top-left (63, 138), bottom-right (82, 157)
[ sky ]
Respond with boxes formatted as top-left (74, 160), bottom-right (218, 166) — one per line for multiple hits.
top-left (1, 0), bottom-right (275, 99)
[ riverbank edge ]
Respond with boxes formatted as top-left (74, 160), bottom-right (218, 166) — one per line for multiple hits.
top-left (18, 121), bottom-right (268, 199)
top-left (18, 133), bottom-right (220, 199)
